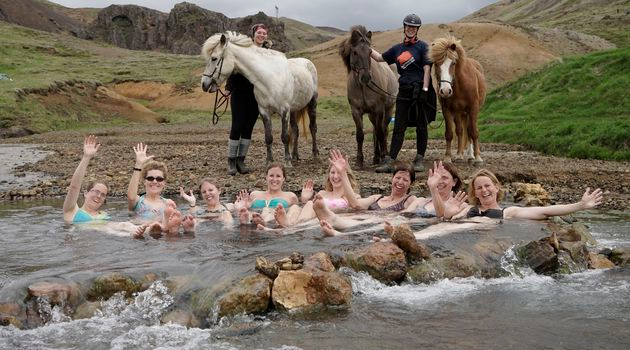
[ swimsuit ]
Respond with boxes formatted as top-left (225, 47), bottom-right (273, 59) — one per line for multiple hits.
top-left (250, 197), bottom-right (290, 209)
top-left (133, 195), bottom-right (169, 220)
top-left (323, 197), bottom-right (349, 209)
top-left (72, 208), bottom-right (111, 223)
top-left (367, 194), bottom-right (413, 211)
top-left (466, 207), bottom-right (504, 219)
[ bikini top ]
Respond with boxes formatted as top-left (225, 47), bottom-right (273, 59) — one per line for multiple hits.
top-left (72, 208), bottom-right (111, 223)
top-left (195, 204), bottom-right (229, 217)
top-left (367, 194), bottom-right (413, 211)
top-left (467, 207), bottom-right (504, 219)
top-left (133, 195), bottom-right (169, 220)
top-left (323, 197), bottom-right (349, 209)
top-left (414, 198), bottom-right (437, 218)
top-left (250, 197), bottom-right (290, 209)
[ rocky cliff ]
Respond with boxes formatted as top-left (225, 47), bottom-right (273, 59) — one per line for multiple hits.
top-left (83, 2), bottom-right (292, 54)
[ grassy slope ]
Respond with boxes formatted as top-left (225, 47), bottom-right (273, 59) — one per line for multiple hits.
top-left (0, 22), bottom-right (201, 131)
top-left (280, 17), bottom-right (341, 51)
top-left (462, 0), bottom-right (630, 47)
top-left (479, 47), bottom-right (630, 160)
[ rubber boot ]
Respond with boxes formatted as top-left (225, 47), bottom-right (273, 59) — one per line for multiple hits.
top-left (227, 139), bottom-right (239, 176)
top-left (375, 156), bottom-right (395, 173)
top-left (236, 138), bottom-right (251, 174)
top-left (413, 154), bottom-right (425, 172)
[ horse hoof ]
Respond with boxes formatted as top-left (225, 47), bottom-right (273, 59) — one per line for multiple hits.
top-left (472, 159), bottom-right (484, 166)
top-left (284, 161), bottom-right (293, 168)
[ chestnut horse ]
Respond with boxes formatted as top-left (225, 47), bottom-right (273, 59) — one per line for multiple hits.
top-left (339, 25), bottom-right (398, 168)
top-left (430, 35), bottom-right (486, 164)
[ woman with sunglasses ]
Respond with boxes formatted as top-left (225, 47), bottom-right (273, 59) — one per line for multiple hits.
top-left (63, 135), bottom-right (111, 224)
top-left (127, 143), bottom-right (195, 235)
top-left (224, 23), bottom-right (271, 175)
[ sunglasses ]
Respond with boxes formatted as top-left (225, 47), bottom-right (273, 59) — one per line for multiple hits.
top-left (145, 176), bottom-right (165, 182)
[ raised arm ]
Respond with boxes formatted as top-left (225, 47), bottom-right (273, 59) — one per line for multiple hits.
top-left (63, 135), bottom-right (100, 222)
top-left (370, 48), bottom-right (385, 62)
top-left (301, 179), bottom-right (314, 204)
top-left (329, 150), bottom-right (376, 210)
top-left (426, 161), bottom-right (446, 217)
top-left (504, 188), bottom-right (603, 220)
top-left (127, 143), bottom-right (154, 211)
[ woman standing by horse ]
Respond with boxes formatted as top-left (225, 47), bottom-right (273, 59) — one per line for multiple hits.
top-left (224, 23), bottom-right (272, 175)
top-left (371, 14), bottom-right (436, 173)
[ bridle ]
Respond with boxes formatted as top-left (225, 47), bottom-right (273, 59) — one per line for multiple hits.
top-left (202, 43), bottom-right (231, 125)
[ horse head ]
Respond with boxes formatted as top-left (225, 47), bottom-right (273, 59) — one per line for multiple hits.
top-left (349, 27), bottom-right (373, 85)
top-left (430, 36), bottom-right (463, 98)
top-left (339, 26), bottom-right (373, 85)
top-left (201, 33), bottom-right (237, 93)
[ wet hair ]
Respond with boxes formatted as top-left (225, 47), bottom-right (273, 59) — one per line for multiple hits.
top-left (266, 162), bottom-right (286, 178)
top-left (324, 161), bottom-right (358, 192)
top-left (198, 178), bottom-right (219, 192)
top-left (85, 181), bottom-right (109, 193)
top-left (251, 23), bottom-right (268, 37)
top-left (141, 160), bottom-right (168, 181)
top-left (392, 161), bottom-right (416, 184)
top-left (467, 168), bottom-right (504, 206)
top-left (442, 162), bottom-right (463, 193)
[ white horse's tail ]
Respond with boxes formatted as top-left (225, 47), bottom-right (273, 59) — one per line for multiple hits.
top-left (289, 107), bottom-right (309, 147)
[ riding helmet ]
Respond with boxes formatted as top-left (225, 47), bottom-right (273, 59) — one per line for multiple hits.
top-left (403, 14), bottom-right (422, 27)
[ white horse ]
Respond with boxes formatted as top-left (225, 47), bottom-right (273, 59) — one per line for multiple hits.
top-left (200, 32), bottom-right (319, 166)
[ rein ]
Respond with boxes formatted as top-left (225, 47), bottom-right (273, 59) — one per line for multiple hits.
top-left (211, 87), bottom-right (230, 125)
top-left (202, 43), bottom-right (230, 125)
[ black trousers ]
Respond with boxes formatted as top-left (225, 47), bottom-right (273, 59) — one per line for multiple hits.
top-left (389, 84), bottom-right (428, 159)
top-left (228, 74), bottom-right (259, 141)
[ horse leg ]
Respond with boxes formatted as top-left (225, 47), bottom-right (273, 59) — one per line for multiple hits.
top-left (289, 111), bottom-right (299, 162)
top-left (260, 112), bottom-right (274, 163)
top-left (368, 113), bottom-right (380, 165)
top-left (468, 110), bottom-right (483, 165)
top-left (454, 112), bottom-right (466, 162)
top-left (351, 107), bottom-right (365, 168)
top-left (443, 108), bottom-right (455, 163)
top-left (308, 95), bottom-right (319, 159)
top-left (281, 110), bottom-right (292, 167)
top-left (380, 108), bottom-right (391, 162)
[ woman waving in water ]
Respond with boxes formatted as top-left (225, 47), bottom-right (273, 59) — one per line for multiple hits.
top-left (63, 135), bottom-right (110, 224)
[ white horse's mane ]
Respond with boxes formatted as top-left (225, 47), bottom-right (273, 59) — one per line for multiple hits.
top-left (201, 31), bottom-right (285, 60)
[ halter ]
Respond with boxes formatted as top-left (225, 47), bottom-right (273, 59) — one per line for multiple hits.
top-left (202, 42), bottom-right (231, 125)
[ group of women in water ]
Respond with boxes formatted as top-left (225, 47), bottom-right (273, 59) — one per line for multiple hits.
top-left (63, 135), bottom-right (603, 240)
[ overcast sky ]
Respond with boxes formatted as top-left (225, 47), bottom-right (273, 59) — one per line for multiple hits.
top-left (51, 0), bottom-right (497, 31)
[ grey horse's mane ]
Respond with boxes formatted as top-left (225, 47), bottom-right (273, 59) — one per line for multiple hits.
top-left (201, 31), bottom-right (284, 60)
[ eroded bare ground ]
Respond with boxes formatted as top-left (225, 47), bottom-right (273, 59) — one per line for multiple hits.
top-left (3, 120), bottom-right (629, 211)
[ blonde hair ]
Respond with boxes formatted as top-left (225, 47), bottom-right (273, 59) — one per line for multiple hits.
top-left (141, 160), bottom-right (168, 181)
top-left (467, 169), bottom-right (504, 206)
top-left (324, 162), bottom-right (358, 192)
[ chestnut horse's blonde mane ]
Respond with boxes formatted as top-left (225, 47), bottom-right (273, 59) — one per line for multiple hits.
top-left (429, 35), bottom-right (466, 65)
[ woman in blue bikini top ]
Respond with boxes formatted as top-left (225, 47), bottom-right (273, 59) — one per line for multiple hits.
top-left (247, 162), bottom-right (299, 211)
top-left (63, 135), bottom-right (111, 224)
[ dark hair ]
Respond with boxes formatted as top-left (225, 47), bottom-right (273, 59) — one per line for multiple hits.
top-left (442, 162), bottom-right (463, 193)
top-left (266, 162), bottom-right (286, 178)
top-left (198, 178), bottom-right (219, 192)
top-left (392, 161), bottom-right (415, 184)
top-left (251, 23), bottom-right (268, 37)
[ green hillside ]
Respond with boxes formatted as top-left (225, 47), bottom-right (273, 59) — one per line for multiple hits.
top-left (479, 47), bottom-right (630, 160)
top-left (0, 22), bottom-right (200, 132)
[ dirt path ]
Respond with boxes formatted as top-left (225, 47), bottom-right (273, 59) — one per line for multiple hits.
top-left (2, 120), bottom-right (629, 211)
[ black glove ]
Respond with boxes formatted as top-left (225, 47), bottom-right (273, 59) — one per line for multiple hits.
top-left (418, 89), bottom-right (428, 103)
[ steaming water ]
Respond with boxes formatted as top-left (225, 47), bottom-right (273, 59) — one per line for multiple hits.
top-left (0, 199), bottom-right (629, 349)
